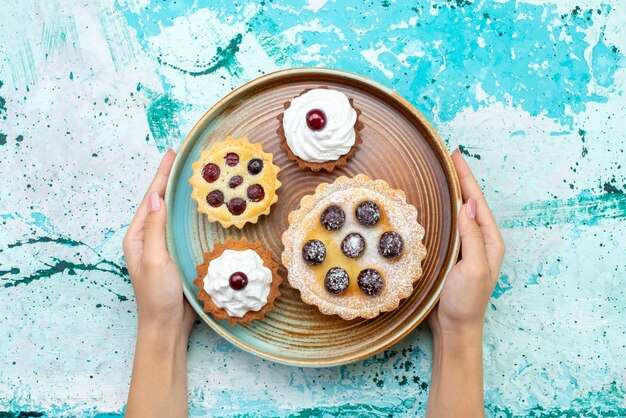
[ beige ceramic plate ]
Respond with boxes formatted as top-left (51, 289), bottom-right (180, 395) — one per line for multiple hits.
top-left (165, 68), bottom-right (461, 367)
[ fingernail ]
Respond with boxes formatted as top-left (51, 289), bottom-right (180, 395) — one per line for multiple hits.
top-left (452, 148), bottom-right (460, 156)
top-left (149, 191), bottom-right (161, 212)
top-left (467, 198), bottom-right (476, 220)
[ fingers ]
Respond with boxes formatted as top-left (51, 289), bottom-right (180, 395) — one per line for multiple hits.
top-left (128, 149), bottom-right (177, 231)
top-left (451, 150), bottom-right (494, 219)
top-left (142, 191), bottom-right (168, 268)
top-left (457, 199), bottom-right (489, 280)
top-left (124, 149), bottom-right (176, 270)
top-left (150, 148), bottom-right (177, 196)
top-left (451, 150), bottom-right (505, 281)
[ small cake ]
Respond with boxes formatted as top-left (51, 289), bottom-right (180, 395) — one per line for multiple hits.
top-left (281, 175), bottom-right (427, 320)
top-left (193, 238), bottom-right (282, 326)
top-left (277, 87), bottom-right (363, 172)
top-left (189, 136), bottom-right (281, 228)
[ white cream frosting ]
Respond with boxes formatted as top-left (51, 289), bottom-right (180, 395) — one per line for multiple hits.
top-left (203, 249), bottom-right (272, 318)
top-left (282, 88), bottom-right (357, 163)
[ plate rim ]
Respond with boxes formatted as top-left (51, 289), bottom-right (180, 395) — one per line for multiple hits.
top-left (165, 67), bottom-right (462, 367)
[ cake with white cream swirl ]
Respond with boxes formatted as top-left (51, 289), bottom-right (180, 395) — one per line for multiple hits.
top-left (193, 238), bottom-right (282, 326)
top-left (278, 87), bottom-right (362, 172)
top-left (203, 249), bottom-right (272, 318)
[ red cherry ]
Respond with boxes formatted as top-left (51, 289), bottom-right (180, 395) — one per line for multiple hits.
top-left (228, 198), bottom-right (247, 215)
top-left (247, 184), bottom-right (265, 202)
top-left (206, 190), bottom-right (224, 207)
top-left (306, 109), bottom-right (326, 131)
top-left (202, 163), bottom-right (220, 183)
top-left (229, 272), bottom-right (248, 290)
top-left (228, 175), bottom-right (243, 188)
top-left (225, 152), bottom-right (239, 167)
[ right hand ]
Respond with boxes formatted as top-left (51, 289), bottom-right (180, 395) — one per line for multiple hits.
top-left (427, 150), bottom-right (506, 339)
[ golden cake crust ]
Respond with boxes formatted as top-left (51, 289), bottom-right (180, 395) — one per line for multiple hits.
top-left (189, 136), bottom-right (281, 228)
top-left (281, 175), bottom-right (427, 320)
top-left (193, 237), bottom-right (282, 326)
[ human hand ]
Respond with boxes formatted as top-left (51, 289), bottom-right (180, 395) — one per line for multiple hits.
top-left (124, 149), bottom-right (194, 417)
top-left (123, 149), bottom-right (196, 340)
top-left (427, 150), bottom-right (506, 341)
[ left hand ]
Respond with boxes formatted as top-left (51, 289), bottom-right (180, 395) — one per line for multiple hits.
top-left (123, 149), bottom-right (196, 338)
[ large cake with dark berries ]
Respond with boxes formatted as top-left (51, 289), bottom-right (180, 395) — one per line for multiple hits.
top-left (281, 174), bottom-right (427, 320)
top-left (189, 136), bottom-right (281, 228)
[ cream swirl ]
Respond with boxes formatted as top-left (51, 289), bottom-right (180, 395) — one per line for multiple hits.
top-left (203, 249), bottom-right (272, 318)
top-left (283, 88), bottom-right (357, 163)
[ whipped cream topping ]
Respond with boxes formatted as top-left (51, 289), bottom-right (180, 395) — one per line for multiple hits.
top-left (203, 249), bottom-right (272, 318)
top-left (282, 88), bottom-right (357, 163)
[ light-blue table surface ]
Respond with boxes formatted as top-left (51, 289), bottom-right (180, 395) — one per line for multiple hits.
top-left (1, 0), bottom-right (625, 416)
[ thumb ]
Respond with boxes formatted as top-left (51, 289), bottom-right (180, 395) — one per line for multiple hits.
top-left (143, 191), bottom-right (168, 262)
top-left (458, 198), bottom-right (487, 269)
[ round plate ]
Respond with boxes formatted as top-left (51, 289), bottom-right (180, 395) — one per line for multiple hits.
top-left (165, 68), bottom-right (461, 367)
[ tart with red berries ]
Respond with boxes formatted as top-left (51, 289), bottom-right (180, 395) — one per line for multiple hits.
top-left (189, 136), bottom-right (281, 228)
top-left (277, 87), bottom-right (363, 173)
top-left (281, 175), bottom-right (427, 320)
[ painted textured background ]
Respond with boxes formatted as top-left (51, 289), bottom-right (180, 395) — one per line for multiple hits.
top-left (1, 0), bottom-right (625, 416)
